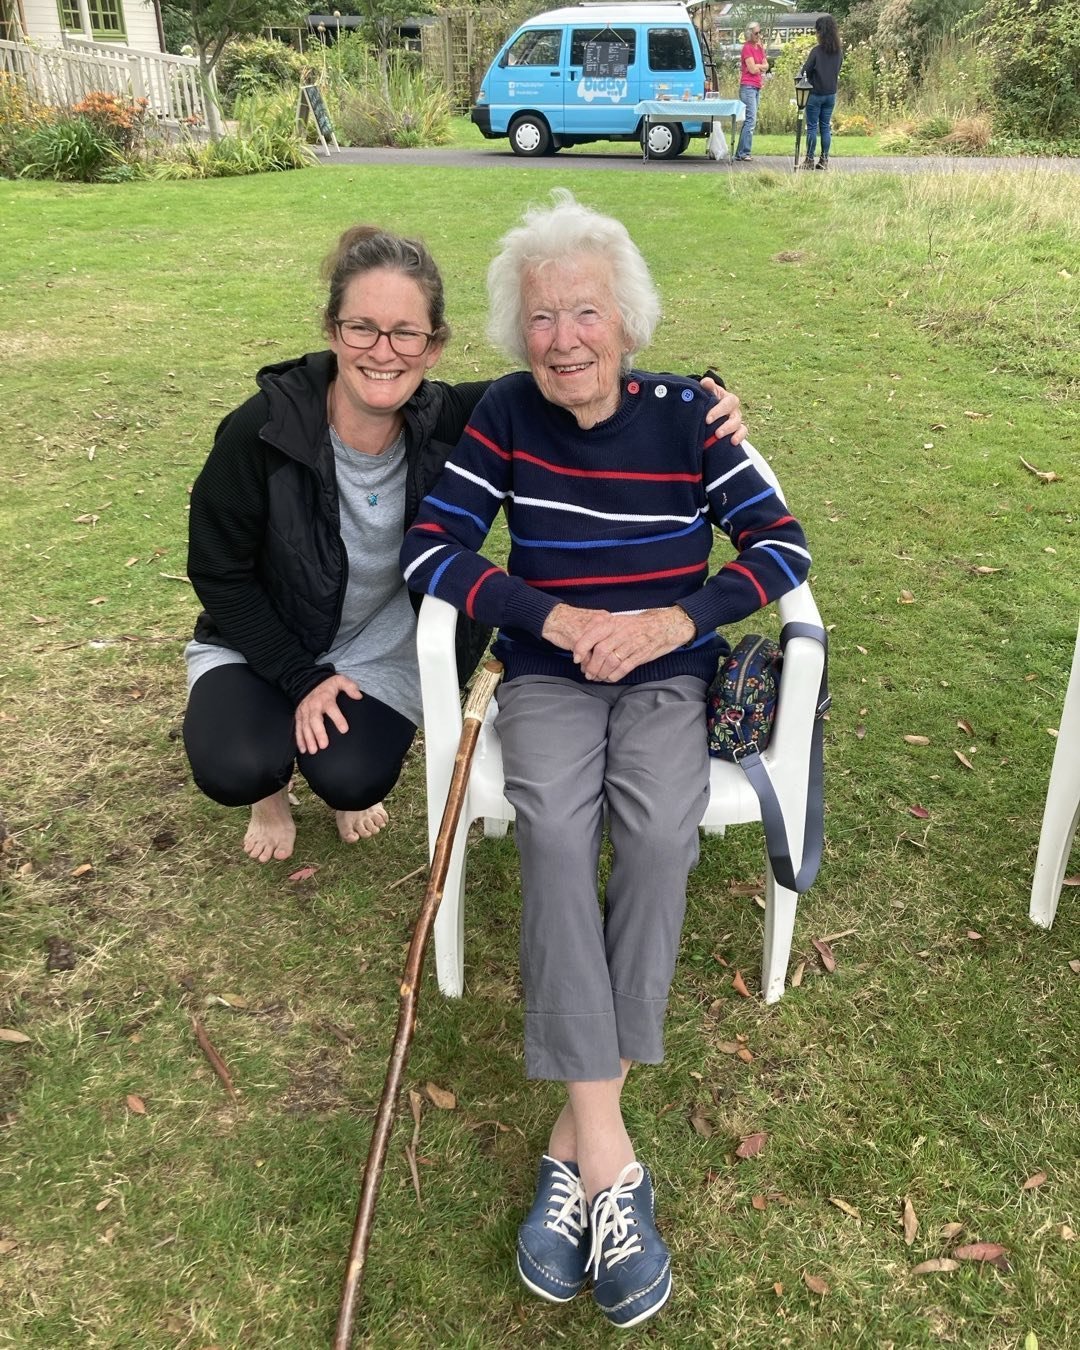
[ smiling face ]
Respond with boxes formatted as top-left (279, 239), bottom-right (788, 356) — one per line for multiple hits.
top-left (328, 267), bottom-right (444, 426)
top-left (521, 254), bottom-right (629, 429)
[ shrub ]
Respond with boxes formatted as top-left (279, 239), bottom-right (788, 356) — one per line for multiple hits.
top-left (978, 0), bottom-right (1080, 141)
top-left (941, 114), bottom-right (992, 153)
top-left (0, 72), bottom-right (50, 177)
top-left (151, 127), bottom-right (316, 179)
top-left (216, 37), bottom-right (315, 113)
top-left (71, 91), bottom-right (149, 152)
top-left (878, 122), bottom-right (915, 152)
top-left (16, 115), bottom-right (120, 182)
top-left (832, 112), bottom-right (876, 136)
top-left (337, 57), bottom-right (451, 148)
top-left (911, 112), bottom-right (952, 142)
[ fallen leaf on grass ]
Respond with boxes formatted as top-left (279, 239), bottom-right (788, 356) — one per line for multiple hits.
top-left (1021, 1170), bottom-right (1047, 1191)
top-left (963, 410), bottom-right (990, 419)
top-left (95, 1198), bottom-right (112, 1212)
top-left (1063, 876), bottom-right (1080, 887)
top-left (829, 1197), bottom-right (861, 1220)
top-left (899, 589), bottom-right (915, 604)
top-left (736, 1046), bottom-right (754, 1064)
top-left (940, 1221), bottom-right (964, 1240)
top-left (957, 719), bottom-right (975, 736)
top-left (716, 1040), bottom-right (743, 1055)
top-left (731, 969), bottom-right (751, 998)
top-left (0, 1239), bottom-right (18, 1256)
top-left (728, 879), bottom-right (765, 896)
top-left (902, 1198), bottom-right (918, 1245)
top-left (70, 862), bottom-right (93, 877)
top-left (772, 1281), bottom-right (784, 1295)
top-left (424, 1082), bottom-right (456, 1110)
top-left (954, 750), bottom-right (975, 771)
top-left (1019, 455), bottom-right (1062, 484)
top-left (1061, 1225), bottom-right (1075, 1241)
top-left (912, 1258), bottom-right (959, 1274)
top-left (953, 1242), bottom-right (1009, 1269)
top-left (971, 565), bottom-right (1001, 575)
top-left (903, 735), bottom-right (930, 746)
top-left (966, 930), bottom-right (983, 941)
top-left (735, 1131), bottom-right (768, 1160)
top-left (1069, 960), bottom-right (1080, 976)
top-left (811, 938), bottom-right (837, 973)
top-left (126, 1094), bottom-right (147, 1115)
top-left (855, 644), bottom-right (868, 655)
top-left (855, 724), bottom-right (866, 740)
top-left (689, 1106), bottom-right (714, 1139)
top-left (791, 960), bottom-right (806, 987)
top-left (802, 1272), bottom-right (829, 1295)
top-left (751, 1194), bottom-right (767, 1211)
top-left (0, 1029), bottom-right (31, 1045)
top-left (908, 805), bottom-right (930, 819)
top-left (288, 865), bottom-right (318, 882)
top-left (88, 596), bottom-right (107, 605)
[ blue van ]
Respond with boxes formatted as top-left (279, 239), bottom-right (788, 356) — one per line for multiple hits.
top-left (471, 3), bottom-right (712, 159)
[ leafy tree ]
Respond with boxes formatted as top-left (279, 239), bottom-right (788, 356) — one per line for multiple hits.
top-left (977, 0), bottom-right (1080, 139)
top-left (351, 0), bottom-right (435, 95)
top-left (160, 0), bottom-right (307, 135)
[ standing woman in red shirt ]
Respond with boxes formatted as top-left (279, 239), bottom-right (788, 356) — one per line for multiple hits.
top-left (734, 21), bottom-right (768, 161)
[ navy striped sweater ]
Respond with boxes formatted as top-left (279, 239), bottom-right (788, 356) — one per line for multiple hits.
top-left (400, 371), bottom-right (810, 686)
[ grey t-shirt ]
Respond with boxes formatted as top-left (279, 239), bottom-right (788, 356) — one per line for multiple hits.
top-left (185, 427), bottom-right (422, 726)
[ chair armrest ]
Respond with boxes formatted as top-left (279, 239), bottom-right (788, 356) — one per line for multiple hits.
top-left (761, 581), bottom-right (826, 829)
top-left (417, 595), bottom-right (465, 854)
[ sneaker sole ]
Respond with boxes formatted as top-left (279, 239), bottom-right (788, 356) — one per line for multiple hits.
top-left (516, 1254), bottom-right (583, 1304)
top-left (601, 1267), bottom-right (673, 1329)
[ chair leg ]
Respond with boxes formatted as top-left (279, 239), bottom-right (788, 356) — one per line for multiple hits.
top-left (761, 863), bottom-right (798, 1004)
top-left (434, 826), bottom-right (468, 998)
top-left (1029, 785), bottom-right (1080, 930)
top-left (484, 817), bottom-right (510, 839)
top-left (1030, 624), bottom-right (1080, 929)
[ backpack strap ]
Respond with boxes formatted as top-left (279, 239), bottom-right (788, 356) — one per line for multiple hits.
top-left (734, 622), bottom-right (829, 894)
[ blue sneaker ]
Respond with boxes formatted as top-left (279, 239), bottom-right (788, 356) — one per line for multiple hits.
top-left (588, 1162), bottom-right (672, 1328)
top-left (516, 1155), bottom-right (589, 1303)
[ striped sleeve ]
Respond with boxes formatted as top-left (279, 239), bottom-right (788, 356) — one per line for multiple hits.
top-left (400, 395), bottom-right (560, 636)
top-left (678, 429), bottom-right (811, 635)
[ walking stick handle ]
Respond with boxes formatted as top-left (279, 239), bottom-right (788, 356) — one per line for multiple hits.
top-left (332, 656), bottom-right (503, 1349)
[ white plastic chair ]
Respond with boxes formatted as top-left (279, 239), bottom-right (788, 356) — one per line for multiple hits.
top-left (417, 447), bottom-right (826, 1005)
top-left (1030, 616), bottom-right (1080, 929)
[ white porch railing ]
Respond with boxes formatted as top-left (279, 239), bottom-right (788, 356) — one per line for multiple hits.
top-left (0, 36), bottom-right (221, 133)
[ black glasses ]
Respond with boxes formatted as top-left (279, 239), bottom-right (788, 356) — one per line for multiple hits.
top-left (333, 320), bottom-right (436, 357)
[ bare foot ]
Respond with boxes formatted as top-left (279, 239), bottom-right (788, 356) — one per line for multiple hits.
top-left (243, 788), bottom-right (296, 863)
top-left (336, 802), bottom-right (389, 843)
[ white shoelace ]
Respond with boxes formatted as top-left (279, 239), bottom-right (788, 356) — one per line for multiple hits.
top-left (542, 1158), bottom-right (588, 1247)
top-left (587, 1161), bottom-right (646, 1279)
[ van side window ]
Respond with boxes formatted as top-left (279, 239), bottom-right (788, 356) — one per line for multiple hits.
top-left (647, 27), bottom-right (695, 71)
top-left (505, 29), bottom-right (563, 67)
top-left (570, 27), bottom-right (637, 65)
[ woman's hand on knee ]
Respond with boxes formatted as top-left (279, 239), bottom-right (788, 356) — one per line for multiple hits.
top-left (294, 675), bottom-right (363, 755)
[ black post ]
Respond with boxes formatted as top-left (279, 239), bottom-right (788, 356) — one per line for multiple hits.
top-left (793, 111), bottom-right (804, 172)
top-left (793, 74), bottom-right (812, 173)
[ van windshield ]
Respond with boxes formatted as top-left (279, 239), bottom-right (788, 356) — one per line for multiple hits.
top-left (504, 29), bottom-right (563, 67)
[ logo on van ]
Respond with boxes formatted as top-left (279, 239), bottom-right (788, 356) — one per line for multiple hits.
top-left (578, 77), bottom-right (628, 104)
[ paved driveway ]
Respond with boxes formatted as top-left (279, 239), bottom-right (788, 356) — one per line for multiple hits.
top-left (321, 145), bottom-right (1079, 175)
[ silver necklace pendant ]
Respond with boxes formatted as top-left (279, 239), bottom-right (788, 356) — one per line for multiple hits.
top-left (367, 491), bottom-right (378, 507)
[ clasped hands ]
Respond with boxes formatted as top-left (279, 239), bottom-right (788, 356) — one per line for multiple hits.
top-left (542, 603), bottom-right (697, 683)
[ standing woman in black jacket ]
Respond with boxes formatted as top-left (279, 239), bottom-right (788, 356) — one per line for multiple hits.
top-left (183, 226), bottom-right (747, 864)
top-left (801, 15), bottom-right (844, 170)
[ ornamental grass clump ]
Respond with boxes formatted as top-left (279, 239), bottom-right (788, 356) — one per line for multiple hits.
top-left (15, 114), bottom-right (120, 182)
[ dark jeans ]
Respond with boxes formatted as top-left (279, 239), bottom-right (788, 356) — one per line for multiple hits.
top-left (805, 92), bottom-right (836, 159)
top-left (184, 664), bottom-right (416, 811)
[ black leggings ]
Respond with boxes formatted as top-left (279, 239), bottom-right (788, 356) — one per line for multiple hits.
top-left (183, 664), bottom-right (416, 811)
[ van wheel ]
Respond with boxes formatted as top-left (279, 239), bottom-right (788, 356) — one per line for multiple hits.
top-left (509, 114), bottom-right (552, 157)
top-left (642, 121), bottom-right (687, 159)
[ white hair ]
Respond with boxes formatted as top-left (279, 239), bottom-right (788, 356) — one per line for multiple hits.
top-left (486, 189), bottom-right (661, 370)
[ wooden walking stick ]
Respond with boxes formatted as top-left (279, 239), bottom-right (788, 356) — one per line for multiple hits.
top-left (333, 658), bottom-right (504, 1348)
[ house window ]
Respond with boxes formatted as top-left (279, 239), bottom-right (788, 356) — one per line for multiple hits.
top-left (57, 0), bottom-right (127, 39)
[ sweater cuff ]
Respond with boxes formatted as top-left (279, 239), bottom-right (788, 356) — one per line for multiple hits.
top-left (679, 587), bottom-right (748, 636)
top-left (286, 663), bottom-right (337, 707)
top-left (501, 584), bottom-right (561, 639)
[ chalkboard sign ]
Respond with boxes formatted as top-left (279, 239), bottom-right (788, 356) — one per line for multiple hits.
top-left (299, 84), bottom-right (339, 152)
top-left (583, 40), bottom-right (629, 79)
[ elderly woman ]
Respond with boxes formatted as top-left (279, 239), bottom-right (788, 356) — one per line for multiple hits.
top-left (400, 191), bottom-right (809, 1328)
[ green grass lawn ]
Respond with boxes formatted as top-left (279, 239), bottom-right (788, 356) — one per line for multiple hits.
top-left (0, 163), bottom-right (1077, 1349)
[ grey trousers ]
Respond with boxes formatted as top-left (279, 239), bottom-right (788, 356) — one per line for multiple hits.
top-left (494, 674), bottom-right (710, 1082)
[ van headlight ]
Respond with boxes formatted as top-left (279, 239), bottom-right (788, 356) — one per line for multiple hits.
top-left (477, 88), bottom-right (487, 103)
